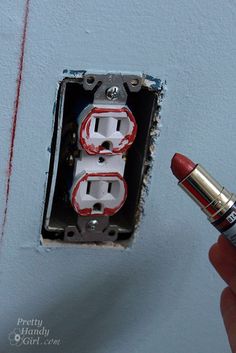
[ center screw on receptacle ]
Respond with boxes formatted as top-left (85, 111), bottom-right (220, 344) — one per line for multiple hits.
top-left (106, 86), bottom-right (119, 100)
top-left (86, 219), bottom-right (99, 231)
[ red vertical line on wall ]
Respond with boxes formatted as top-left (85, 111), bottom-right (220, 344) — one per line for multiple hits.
top-left (1, 0), bottom-right (30, 241)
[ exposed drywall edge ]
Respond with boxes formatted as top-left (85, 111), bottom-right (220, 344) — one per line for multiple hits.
top-left (129, 78), bottom-right (166, 249)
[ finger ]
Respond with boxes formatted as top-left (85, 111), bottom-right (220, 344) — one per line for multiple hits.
top-left (221, 287), bottom-right (236, 353)
top-left (218, 235), bottom-right (236, 266)
top-left (209, 243), bottom-right (236, 295)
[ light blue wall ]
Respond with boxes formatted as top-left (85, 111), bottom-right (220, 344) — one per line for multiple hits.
top-left (1, 0), bottom-right (236, 352)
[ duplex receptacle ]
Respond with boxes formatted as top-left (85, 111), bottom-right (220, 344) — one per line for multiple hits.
top-left (41, 71), bottom-right (164, 247)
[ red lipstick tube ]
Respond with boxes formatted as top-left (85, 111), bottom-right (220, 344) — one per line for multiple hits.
top-left (171, 154), bottom-right (236, 246)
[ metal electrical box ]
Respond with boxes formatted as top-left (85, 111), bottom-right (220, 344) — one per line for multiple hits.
top-left (41, 71), bottom-right (164, 247)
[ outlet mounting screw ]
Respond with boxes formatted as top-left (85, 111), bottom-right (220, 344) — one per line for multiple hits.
top-left (87, 219), bottom-right (99, 231)
top-left (71, 132), bottom-right (77, 144)
top-left (106, 86), bottom-right (119, 100)
top-left (66, 154), bottom-right (74, 166)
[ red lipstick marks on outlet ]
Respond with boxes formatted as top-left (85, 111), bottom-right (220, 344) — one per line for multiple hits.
top-left (170, 153), bottom-right (196, 182)
top-left (79, 106), bottom-right (137, 155)
top-left (1, 0), bottom-right (30, 241)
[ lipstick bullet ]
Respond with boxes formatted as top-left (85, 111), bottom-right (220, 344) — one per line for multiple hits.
top-left (171, 153), bottom-right (236, 246)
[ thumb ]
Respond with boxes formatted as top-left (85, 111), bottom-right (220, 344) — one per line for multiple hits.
top-left (221, 287), bottom-right (236, 353)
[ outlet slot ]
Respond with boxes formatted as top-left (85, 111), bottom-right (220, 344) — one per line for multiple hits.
top-left (107, 182), bottom-right (112, 193)
top-left (86, 181), bottom-right (91, 194)
top-left (94, 117), bottom-right (100, 132)
top-left (116, 119), bottom-right (121, 132)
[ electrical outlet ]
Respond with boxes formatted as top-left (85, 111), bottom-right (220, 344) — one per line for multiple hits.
top-left (71, 149), bottom-right (126, 216)
top-left (70, 172), bottom-right (127, 216)
top-left (79, 105), bottom-right (137, 155)
top-left (41, 71), bottom-right (164, 247)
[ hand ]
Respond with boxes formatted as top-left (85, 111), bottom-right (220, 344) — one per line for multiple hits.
top-left (209, 235), bottom-right (236, 353)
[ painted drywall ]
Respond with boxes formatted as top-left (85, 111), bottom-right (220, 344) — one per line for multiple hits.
top-left (1, 0), bottom-right (236, 352)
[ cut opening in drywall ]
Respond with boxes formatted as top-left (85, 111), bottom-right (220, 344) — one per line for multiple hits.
top-left (41, 72), bottom-right (164, 249)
